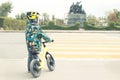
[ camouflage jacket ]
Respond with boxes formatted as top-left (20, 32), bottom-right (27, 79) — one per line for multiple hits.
top-left (25, 23), bottom-right (51, 52)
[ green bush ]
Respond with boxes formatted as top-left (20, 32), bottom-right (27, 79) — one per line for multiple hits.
top-left (0, 17), bottom-right (4, 27)
top-left (115, 22), bottom-right (120, 26)
top-left (83, 22), bottom-right (99, 30)
top-left (108, 22), bottom-right (115, 27)
top-left (48, 21), bottom-right (55, 26)
top-left (41, 25), bottom-right (79, 30)
top-left (0, 17), bottom-right (26, 30)
top-left (83, 22), bottom-right (120, 30)
top-left (41, 21), bottom-right (79, 30)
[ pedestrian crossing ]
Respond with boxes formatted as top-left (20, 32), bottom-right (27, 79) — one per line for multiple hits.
top-left (47, 33), bottom-right (120, 58)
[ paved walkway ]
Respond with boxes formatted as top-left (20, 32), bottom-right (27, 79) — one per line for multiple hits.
top-left (0, 32), bottom-right (120, 80)
top-left (0, 31), bottom-right (120, 59)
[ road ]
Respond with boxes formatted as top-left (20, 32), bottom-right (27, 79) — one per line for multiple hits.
top-left (0, 31), bottom-right (120, 80)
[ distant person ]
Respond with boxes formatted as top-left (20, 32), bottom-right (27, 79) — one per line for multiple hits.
top-left (25, 11), bottom-right (52, 72)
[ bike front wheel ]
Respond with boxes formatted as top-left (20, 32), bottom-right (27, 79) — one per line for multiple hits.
top-left (45, 52), bottom-right (55, 71)
top-left (30, 59), bottom-right (41, 78)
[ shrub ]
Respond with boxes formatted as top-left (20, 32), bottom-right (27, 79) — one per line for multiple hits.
top-left (0, 17), bottom-right (26, 30)
top-left (83, 22), bottom-right (120, 30)
top-left (41, 25), bottom-right (79, 30)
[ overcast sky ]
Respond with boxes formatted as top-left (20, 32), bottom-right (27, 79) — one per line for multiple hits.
top-left (0, 0), bottom-right (120, 19)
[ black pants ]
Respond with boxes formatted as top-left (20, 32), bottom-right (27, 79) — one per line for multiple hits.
top-left (27, 51), bottom-right (39, 71)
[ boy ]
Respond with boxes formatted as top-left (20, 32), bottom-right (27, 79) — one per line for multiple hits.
top-left (25, 11), bottom-right (52, 72)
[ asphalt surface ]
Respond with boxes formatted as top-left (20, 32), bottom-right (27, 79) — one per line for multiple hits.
top-left (0, 31), bottom-right (120, 80)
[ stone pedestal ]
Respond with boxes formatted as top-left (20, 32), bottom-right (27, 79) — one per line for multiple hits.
top-left (67, 13), bottom-right (86, 27)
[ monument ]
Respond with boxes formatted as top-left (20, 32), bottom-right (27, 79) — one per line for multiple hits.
top-left (66, 1), bottom-right (86, 27)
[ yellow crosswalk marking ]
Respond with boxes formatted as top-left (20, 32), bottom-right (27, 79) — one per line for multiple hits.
top-left (53, 54), bottom-right (120, 58)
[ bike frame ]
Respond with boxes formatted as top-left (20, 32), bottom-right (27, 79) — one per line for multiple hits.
top-left (29, 41), bottom-right (54, 78)
top-left (37, 42), bottom-right (48, 69)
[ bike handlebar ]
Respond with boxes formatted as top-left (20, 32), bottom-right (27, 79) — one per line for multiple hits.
top-left (42, 39), bottom-right (54, 43)
top-left (42, 40), bottom-right (54, 47)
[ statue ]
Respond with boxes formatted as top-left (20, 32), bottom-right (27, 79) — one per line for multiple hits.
top-left (69, 1), bottom-right (85, 14)
top-left (69, 2), bottom-right (75, 14)
top-left (67, 1), bottom-right (86, 27)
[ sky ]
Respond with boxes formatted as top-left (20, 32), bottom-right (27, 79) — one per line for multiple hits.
top-left (0, 0), bottom-right (120, 19)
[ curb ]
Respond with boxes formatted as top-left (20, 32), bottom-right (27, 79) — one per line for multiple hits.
top-left (0, 30), bottom-right (120, 33)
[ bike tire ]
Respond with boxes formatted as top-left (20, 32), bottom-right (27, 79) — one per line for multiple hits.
top-left (30, 59), bottom-right (41, 78)
top-left (45, 52), bottom-right (55, 71)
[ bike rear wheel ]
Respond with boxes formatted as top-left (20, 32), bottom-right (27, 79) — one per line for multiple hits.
top-left (30, 59), bottom-right (41, 78)
top-left (45, 52), bottom-right (55, 71)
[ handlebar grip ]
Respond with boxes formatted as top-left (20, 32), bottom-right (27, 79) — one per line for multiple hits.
top-left (51, 40), bottom-right (54, 42)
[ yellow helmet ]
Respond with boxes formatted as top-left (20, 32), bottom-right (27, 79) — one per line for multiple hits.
top-left (27, 11), bottom-right (39, 20)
